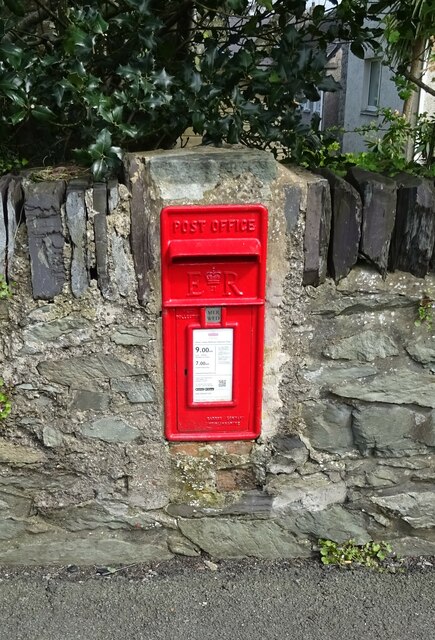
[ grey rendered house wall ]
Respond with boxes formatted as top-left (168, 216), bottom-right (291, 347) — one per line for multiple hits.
top-left (340, 46), bottom-right (403, 153)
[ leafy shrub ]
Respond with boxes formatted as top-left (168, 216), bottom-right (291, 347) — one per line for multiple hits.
top-left (0, 0), bottom-right (381, 179)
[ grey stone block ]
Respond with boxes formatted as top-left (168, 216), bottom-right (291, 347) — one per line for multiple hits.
top-left (303, 178), bottom-right (332, 286)
top-left (303, 401), bottom-right (354, 453)
top-left (284, 184), bottom-right (301, 233)
top-left (0, 174), bottom-right (12, 277)
top-left (24, 180), bottom-right (66, 299)
top-left (178, 517), bottom-right (311, 559)
top-left (72, 390), bottom-right (110, 412)
top-left (112, 377), bottom-right (155, 403)
top-left (406, 335), bottom-right (435, 365)
top-left (389, 173), bottom-right (435, 277)
top-left (352, 406), bottom-right (424, 456)
top-left (81, 417), bottom-right (139, 443)
top-left (346, 167), bottom-right (397, 275)
top-left (370, 485), bottom-right (435, 529)
top-left (323, 330), bottom-right (399, 362)
top-left (294, 505), bottom-right (370, 544)
top-left (332, 370), bottom-right (435, 409)
top-left (6, 177), bottom-right (23, 277)
top-left (38, 354), bottom-right (145, 389)
top-left (66, 180), bottom-right (89, 297)
top-left (111, 326), bottom-right (150, 346)
top-left (316, 168), bottom-right (362, 282)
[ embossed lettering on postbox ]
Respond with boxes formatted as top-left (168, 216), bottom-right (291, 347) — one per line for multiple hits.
top-left (161, 204), bottom-right (268, 442)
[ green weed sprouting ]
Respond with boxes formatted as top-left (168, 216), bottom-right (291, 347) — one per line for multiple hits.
top-left (319, 539), bottom-right (393, 570)
top-left (415, 295), bottom-right (433, 330)
top-left (0, 379), bottom-right (11, 421)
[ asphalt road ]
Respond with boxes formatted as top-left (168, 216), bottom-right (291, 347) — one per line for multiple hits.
top-left (0, 557), bottom-right (434, 640)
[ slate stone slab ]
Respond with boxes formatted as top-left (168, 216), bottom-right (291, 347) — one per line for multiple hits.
top-left (323, 330), bottom-right (399, 362)
top-left (405, 335), bottom-right (435, 365)
top-left (81, 417), bottom-right (139, 443)
top-left (346, 167), bottom-right (397, 275)
top-left (389, 173), bottom-right (435, 277)
top-left (37, 354), bottom-right (144, 389)
top-left (316, 168), bottom-right (362, 282)
top-left (93, 182), bottom-right (112, 298)
top-left (370, 486), bottom-right (435, 529)
top-left (66, 180), bottom-right (89, 297)
top-left (6, 177), bottom-right (23, 277)
top-left (303, 178), bottom-right (332, 286)
top-left (0, 174), bottom-right (12, 277)
top-left (302, 401), bottom-right (354, 453)
top-left (284, 184), bottom-right (301, 234)
top-left (332, 370), bottom-right (435, 408)
top-left (352, 406), bottom-right (423, 456)
top-left (24, 181), bottom-right (66, 299)
top-left (112, 377), bottom-right (155, 403)
top-left (178, 517), bottom-right (311, 559)
top-left (125, 156), bottom-right (150, 304)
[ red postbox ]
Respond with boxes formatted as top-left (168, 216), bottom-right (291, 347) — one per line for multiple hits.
top-left (161, 204), bottom-right (268, 441)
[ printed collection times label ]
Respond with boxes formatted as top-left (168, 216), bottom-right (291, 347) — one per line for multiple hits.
top-left (192, 328), bottom-right (233, 403)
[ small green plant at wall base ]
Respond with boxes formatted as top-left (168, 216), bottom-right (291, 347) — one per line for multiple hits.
top-left (415, 296), bottom-right (433, 330)
top-left (0, 275), bottom-right (12, 300)
top-left (319, 539), bottom-right (393, 569)
top-left (0, 379), bottom-right (11, 421)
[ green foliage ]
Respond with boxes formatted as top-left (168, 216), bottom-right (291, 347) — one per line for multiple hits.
top-left (0, 378), bottom-right (11, 421)
top-left (0, 0), bottom-right (382, 179)
top-left (299, 108), bottom-right (435, 177)
top-left (415, 295), bottom-right (433, 330)
top-left (0, 145), bottom-right (27, 175)
top-left (319, 539), bottom-right (393, 569)
top-left (0, 275), bottom-right (12, 300)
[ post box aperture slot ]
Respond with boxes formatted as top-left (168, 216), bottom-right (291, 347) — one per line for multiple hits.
top-left (167, 238), bottom-right (261, 263)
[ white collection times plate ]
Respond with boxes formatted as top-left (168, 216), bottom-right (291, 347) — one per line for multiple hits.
top-left (192, 328), bottom-right (233, 403)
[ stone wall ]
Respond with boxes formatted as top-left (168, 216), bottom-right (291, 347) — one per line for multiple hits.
top-left (0, 148), bottom-right (434, 564)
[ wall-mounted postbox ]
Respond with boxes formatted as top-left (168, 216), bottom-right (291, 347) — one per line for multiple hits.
top-left (161, 204), bottom-right (268, 441)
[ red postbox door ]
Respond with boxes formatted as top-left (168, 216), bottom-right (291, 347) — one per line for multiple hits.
top-left (161, 205), bottom-right (268, 441)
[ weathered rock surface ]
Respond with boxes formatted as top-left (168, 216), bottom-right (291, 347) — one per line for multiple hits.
top-left (112, 377), bottom-right (155, 403)
top-left (293, 505), bottom-right (370, 544)
top-left (93, 182), bottom-right (112, 299)
top-left (65, 181), bottom-right (89, 297)
top-left (24, 180), bottom-right (66, 299)
top-left (267, 473), bottom-right (347, 513)
top-left (323, 330), bottom-right (399, 362)
top-left (269, 436), bottom-right (309, 474)
top-left (316, 168), bottom-right (362, 282)
top-left (0, 529), bottom-right (172, 565)
top-left (6, 177), bottom-right (23, 277)
top-left (111, 326), bottom-right (151, 346)
top-left (178, 518), bottom-right (311, 559)
top-left (370, 486), bottom-right (435, 528)
top-left (352, 406), bottom-right (425, 456)
top-left (346, 167), bottom-right (397, 274)
top-left (332, 370), bottom-right (435, 408)
top-left (38, 354), bottom-right (144, 389)
top-left (406, 335), bottom-right (435, 365)
top-left (389, 174), bottom-right (435, 277)
top-left (81, 417), bottom-right (140, 443)
top-left (0, 174), bottom-right (12, 277)
top-left (303, 178), bottom-right (332, 286)
top-left (303, 402), bottom-right (354, 453)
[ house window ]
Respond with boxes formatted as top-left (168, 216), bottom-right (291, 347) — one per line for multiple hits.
top-left (367, 60), bottom-right (381, 109)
